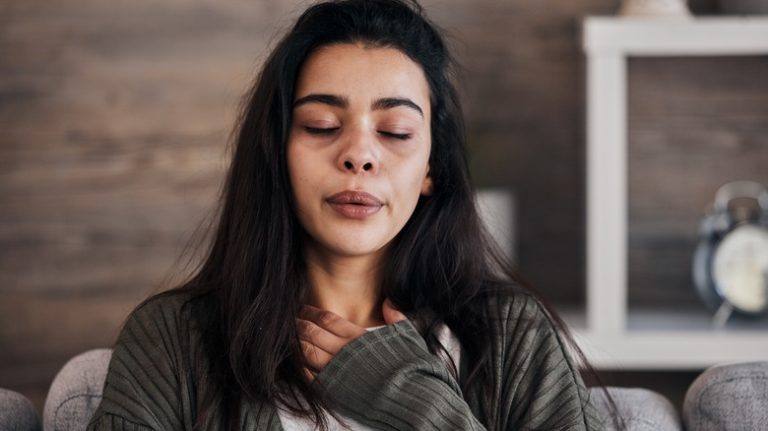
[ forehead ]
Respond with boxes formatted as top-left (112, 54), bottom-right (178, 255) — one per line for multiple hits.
top-left (294, 43), bottom-right (431, 112)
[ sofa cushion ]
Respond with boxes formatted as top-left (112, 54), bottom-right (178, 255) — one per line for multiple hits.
top-left (43, 349), bottom-right (112, 431)
top-left (684, 361), bottom-right (768, 431)
top-left (590, 387), bottom-right (682, 430)
top-left (0, 388), bottom-right (42, 431)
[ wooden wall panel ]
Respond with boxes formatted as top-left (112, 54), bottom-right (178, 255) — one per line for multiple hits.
top-left (627, 56), bottom-right (768, 308)
top-left (0, 0), bottom-right (292, 407)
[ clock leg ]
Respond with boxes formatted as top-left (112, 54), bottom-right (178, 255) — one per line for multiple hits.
top-left (712, 302), bottom-right (734, 329)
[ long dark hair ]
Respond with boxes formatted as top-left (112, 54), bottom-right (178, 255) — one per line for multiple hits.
top-left (144, 0), bottom-right (616, 429)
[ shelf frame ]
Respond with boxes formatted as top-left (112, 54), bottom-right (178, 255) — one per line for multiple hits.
top-left (581, 16), bottom-right (768, 369)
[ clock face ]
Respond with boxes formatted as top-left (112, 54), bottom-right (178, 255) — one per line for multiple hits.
top-left (712, 225), bottom-right (768, 314)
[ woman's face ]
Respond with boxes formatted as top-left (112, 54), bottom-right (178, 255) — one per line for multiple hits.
top-left (287, 43), bottom-right (433, 262)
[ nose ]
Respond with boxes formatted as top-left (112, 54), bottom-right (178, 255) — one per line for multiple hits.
top-left (337, 128), bottom-right (379, 175)
top-left (343, 159), bottom-right (374, 172)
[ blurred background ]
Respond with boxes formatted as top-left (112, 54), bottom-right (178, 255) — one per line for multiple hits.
top-left (2, 0), bottom-right (767, 413)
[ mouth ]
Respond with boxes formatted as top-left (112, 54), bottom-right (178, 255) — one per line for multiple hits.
top-left (326, 190), bottom-right (384, 219)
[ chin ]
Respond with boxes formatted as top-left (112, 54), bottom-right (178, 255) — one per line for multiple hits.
top-left (327, 241), bottom-right (388, 259)
top-left (314, 231), bottom-right (392, 259)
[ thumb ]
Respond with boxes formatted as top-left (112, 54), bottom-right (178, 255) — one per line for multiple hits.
top-left (382, 298), bottom-right (408, 325)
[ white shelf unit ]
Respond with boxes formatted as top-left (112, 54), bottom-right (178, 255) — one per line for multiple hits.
top-left (579, 16), bottom-right (768, 370)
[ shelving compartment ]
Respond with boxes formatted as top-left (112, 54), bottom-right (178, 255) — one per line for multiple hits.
top-left (580, 16), bottom-right (768, 369)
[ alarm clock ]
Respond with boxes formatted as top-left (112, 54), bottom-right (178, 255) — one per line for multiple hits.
top-left (692, 181), bottom-right (768, 316)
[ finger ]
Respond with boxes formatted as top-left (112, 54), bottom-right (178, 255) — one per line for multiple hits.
top-left (296, 318), bottom-right (348, 355)
top-left (300, 339), bottom-right (333, 371)
top-left (303, 367), bottom-right (317, 383)
top-left (382, 298), bottom-right (408, 325)
top-left (299, 305), bottom-right (366, 338)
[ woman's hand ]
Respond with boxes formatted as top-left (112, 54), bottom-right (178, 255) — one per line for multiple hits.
top-left (298, 299), bottom-right (407, 381)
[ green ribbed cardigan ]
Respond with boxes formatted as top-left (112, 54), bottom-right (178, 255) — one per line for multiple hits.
top-left (87, 292), bottom-right (602, 430)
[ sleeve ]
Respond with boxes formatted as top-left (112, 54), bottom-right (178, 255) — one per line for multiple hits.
top-left (496, 295), bottom-right (603, 430)
top-left (86, 298), bottom-right (186, 431)
top-left (313, 319), bottom-right (486, 431)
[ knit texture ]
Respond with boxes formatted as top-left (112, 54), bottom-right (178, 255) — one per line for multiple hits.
top-left (87, 292), bottom-right (602, 430)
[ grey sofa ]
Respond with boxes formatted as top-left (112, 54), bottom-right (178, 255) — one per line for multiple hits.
top-left (43, 349), bottom-right (682, 430)
top-left (3, 349), bottom-right (767, 430)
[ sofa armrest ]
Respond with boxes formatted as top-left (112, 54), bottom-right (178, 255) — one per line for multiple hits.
top-left (0, 388), bottom-right (42, 431)
top-left (590, 387), bottom-right (682, 430)
top-left (43, 349), bottom-right (112, 431)
top-left (684, 361), bottom-right (768, 431)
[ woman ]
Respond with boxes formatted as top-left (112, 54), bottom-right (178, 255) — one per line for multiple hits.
top-left (87, 0), bottom-right (605, 429)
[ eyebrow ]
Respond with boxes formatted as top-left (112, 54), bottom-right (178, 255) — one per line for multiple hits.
top-left (372, 97), bottom-right (424, 117)
top-left (293, 94), bottom-right (348, 109)
top-left (293, 93), bottom-right (424, 117)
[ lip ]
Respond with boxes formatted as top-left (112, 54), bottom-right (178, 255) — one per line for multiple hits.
top-left (326, 190), bottom-right (384, 219)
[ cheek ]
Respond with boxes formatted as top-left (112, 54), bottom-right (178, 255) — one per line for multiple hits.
top-left (396, 160), bottom-right (430, 208)
top-left (287, 145), bottom-right (311, 205)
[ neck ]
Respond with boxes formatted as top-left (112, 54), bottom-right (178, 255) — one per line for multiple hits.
top-left (303, 246), bottom-right (385, 328)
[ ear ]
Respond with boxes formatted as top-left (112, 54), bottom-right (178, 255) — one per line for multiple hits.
top-left (421, 166), bottom-right (434, 196)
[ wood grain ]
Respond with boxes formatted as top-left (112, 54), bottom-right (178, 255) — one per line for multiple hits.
top-left (627, 56), bottom-right (768, 307)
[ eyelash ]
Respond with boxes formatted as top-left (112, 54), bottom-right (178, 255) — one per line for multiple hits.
top-left (380, 131), bottom-right (412, 140)
top-left (305, 126), bottom-right (339, 135)
top-left (304, 127), bottom-right (411, 141)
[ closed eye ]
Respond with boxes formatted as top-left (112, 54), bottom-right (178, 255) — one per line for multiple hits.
top-left (379, 131), bottom-right (412, 140)
top-left (305, 126), bottom-right (339, 135)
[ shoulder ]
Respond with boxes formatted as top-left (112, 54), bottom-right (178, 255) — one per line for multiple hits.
top-left (478, 284), bottom-right (571, 363)
top-left (481, 284), bottom-right (553, 331)
top-left (128, 290), bottom-right (195, 322)
top-left (122, 290), bottom-right (204, 333)
top-left (113, 289), bottom-right (208, 357)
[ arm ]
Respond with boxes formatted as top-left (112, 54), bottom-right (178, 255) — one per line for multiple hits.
top-left (493, 295), bottom-right (603, 430)
top-left (313, 319), bottom-right (486, 431)
top-left (87, 297), bottom-right (186, 431)
top-left (307, 295), bottom-right (602, 431)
